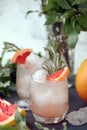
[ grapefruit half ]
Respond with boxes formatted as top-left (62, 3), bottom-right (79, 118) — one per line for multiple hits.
top-left (11, 48), bottom-right (32, 64)
top-left (46, 66), bottom-right (70, 82)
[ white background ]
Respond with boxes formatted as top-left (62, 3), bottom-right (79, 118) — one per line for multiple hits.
top-left (0, 0), bottom-right (87, 73)
top-left (0, 0), bottom-right (47, 59)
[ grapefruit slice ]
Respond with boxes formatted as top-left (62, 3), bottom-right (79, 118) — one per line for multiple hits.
top-left (11, 48), bottom-right (32, 64)
top-left (46, 66), bottom-right (70, 82)
top-left (0, 98), bottom-right (26, 126)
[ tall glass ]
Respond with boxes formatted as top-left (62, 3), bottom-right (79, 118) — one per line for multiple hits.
top-left (30, 77), bottom-right (69, 123)
top-left (16, 64), bottom-right (31, 110)
top-left (16, 53), bottom-right (45, 110)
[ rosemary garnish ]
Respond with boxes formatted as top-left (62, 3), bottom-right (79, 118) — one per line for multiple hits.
top-left (43, 41), bottom-right (66, 74)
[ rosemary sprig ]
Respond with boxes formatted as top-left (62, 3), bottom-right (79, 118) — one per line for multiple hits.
top-left (0, 42), bottom-right (21, 67)
top-left (44, 41), bottom-right (65, 74)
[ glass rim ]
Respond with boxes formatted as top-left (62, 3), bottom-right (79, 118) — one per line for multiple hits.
top-left (31, 75), bottom-right (67, 84)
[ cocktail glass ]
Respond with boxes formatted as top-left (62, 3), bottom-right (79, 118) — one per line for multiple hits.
top-left (16, 53), bottom-right (45, 110)
top-left (16, 64), bottom-right (31, 110)
top-left (30, 74), bottom-right (69, 123)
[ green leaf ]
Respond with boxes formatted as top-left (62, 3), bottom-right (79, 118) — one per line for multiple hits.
top-left (14, 110), bottom-right (27, 130)
top-left (0, 68), bottom-right (10, 84)
top-left (76, 15), bottom-right (87, 29)
top-left (35, 122), bottom-right (49, 130)
top-left (17, 121), bottom-right (26, 130)
top-left (43, 0), bottom-right (55, 11)
top-left (62, 122), bottom-right (67, 130)
top-left (62, 21), bottom-right (73, 34)
top-left (35, 122), bottom-right (44, 129)
top-left (15, 110), bottom-right (26, 124)
top-left (0, 42), bottom-right (18, 96)
top-left (0, 125), bottom-right (17, 130)
top-left (71, 19), bottom-right (81, 34)
top-left (0, 81), bottom-right (10, 87)
top-left (66, 32), bottom-right (78, 48)
top-left (45, 11), bottom-right (57, 25)
top-left (62, 13), bottom-right (81, 35)
top-left (56, 0), bottom-right (71, 9)
top-left (61, 10), bottom-right (75, 24)
top-left (25, 10), bottom-right (39, 18)
top-left (0, 68), bottom-right (10, 77)
top-left (73, 0), bottom-right (87, 5)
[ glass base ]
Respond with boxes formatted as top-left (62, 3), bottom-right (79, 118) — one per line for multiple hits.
top-left (15, 99), bottom-right (30, 111)
top-left (33, 113), bottom-right (65, 124)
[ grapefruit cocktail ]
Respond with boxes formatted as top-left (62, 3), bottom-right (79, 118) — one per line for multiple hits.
top-left (30, 67), bottom-right (70, 123)
top-left (11, 48), bottom-right (45, 110)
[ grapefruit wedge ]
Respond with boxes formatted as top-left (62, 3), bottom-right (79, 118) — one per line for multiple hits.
top-left (0, 98), bottom-right (26, 126)
top-left (46, 66), bottom-right (70, 82)
top-left (11, 48), bottom-right (32, 64)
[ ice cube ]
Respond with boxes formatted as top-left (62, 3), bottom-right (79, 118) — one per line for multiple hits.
top-left (32, 68), bottom-right (48, 82)
top-left (25, 53), bottom-right (45, 69)
top-left (66, 107), bottom-right (87, 126)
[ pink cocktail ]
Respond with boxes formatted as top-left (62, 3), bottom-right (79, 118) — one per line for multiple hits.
top-left (16, 53), bottom-right (45, 110)
top-left (30, 74), bottom-right (69, 123)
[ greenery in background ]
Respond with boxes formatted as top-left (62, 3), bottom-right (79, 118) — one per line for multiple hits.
top-left (27, 0), bottom-right (87, 48)
top-left (26, 0), bottom-right (87, 72)
top-left (0, 42), bottom-right (21, 97)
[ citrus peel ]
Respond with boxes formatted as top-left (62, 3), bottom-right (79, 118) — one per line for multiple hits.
top-left (46, 66), bottom-right (70, 82)
top-left (11, 48), bottom-right (32, 64)
top-left (75, 59), bottom-right (87, 102)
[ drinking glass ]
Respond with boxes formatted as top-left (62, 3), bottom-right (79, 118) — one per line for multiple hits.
top-left (16, 64), bottom-right (31, 110)
top-left (16, 53), bottom-right (45, 110)
top-left (30, 77), bottom-right (69, 123)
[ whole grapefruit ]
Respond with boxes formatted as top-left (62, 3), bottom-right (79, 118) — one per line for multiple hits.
top-left (75, 59), bottom-right (87, 102)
